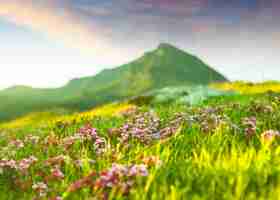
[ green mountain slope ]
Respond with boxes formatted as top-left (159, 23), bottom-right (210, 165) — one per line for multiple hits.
top-left (0, 43), bottom-right (227, 121)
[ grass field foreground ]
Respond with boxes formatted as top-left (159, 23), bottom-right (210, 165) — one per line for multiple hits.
top-left (1, 84), bottom-right (280, 199)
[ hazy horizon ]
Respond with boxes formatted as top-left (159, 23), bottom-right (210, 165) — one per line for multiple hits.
top-left (0, 0), bottom-right (279, 89)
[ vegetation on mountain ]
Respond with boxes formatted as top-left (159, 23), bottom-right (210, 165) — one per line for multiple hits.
top-left (0, 43), bottom-right (227, 121)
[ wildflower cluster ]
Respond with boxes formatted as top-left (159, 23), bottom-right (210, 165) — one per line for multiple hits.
top-left (44, 155), bottom-right (65, 167)
top-left (68, 162), bottom-right (152, 198)
top-left (0, 156), bottom-right (38, 174)
top-left (192, 107), bottom-right (226, 134)
top-left (9, 135), bottom-right (40, 150)
top-left (159, 113), bottom-right (185, 139)
top-left (61, 124), bottom-right (106, 154)
top-left (24, 134), bottom-right (40, 145)
top-left (261, 130), bottom-right (280, 144)
top-left (242, 117), bottom-right (257, 139)
top-left (109, 111), bottom-right (160, 144)
top-left (32, 182), bottom-right (48, 197)
top-left (67, 172), bottom-right (96, 193)
top-left (95, 163), bottom-right (148, 189)
top-left (51, 166), bottom-right (65, 180)
top-left (9, 139), bottom-right (24, 149)
top-left (247, 101), bottom-right (274, 115)
top-left (109, 111), bottom-right (184, 144)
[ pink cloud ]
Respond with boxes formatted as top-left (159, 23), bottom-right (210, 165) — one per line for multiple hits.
top-left (0, 0), bottom-right (113, 56)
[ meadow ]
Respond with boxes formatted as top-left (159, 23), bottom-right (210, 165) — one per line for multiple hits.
top-left (1, 82), bottom-right (280, 200)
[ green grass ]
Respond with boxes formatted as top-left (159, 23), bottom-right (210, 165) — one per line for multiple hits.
top-left (1, 92), bottom-right (280, 199)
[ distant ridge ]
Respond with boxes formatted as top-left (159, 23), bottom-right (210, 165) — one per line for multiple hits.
top-left (0, 43), bottom-right (227, 121)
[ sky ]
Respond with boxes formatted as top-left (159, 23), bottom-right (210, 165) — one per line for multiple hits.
top-left (0, 0), bottom-right (279, 89)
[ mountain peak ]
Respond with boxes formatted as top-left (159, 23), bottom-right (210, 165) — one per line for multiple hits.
top-left (0, 44), bottom-right (228, 121)
top-left (157, 43), bottom-right (177, 50)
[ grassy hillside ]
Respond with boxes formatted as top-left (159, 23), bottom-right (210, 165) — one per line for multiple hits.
top-left (0, 43), bottom-right (227, 122)
top-left (1, 84), bottom-right (280, 199)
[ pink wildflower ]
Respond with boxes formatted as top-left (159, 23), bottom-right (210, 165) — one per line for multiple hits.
top-left (51, 167), bottom-right (64, 180)
top-left (9, 139), bottom-right (24, 149)
top-left (78, 124), bottom-right (97, 139)
top-left (45, 155), bottom-right (65, 166)
top-left (142, 156), bottom-right (162, 167)
top-left (67, 172), bottom-right (96, 192)
top-left (32, 182), bottom-right (48, 197)
top-left (261, 130), bottom-right (280, 144)
top-left (24, 135), bottom-right (40, 145)
top-left (242, 117), bottom-right (257, 139)
top-left (0, 159), bottom-right (17, 169)
top-left (18, 156), bottom-right (38, 173)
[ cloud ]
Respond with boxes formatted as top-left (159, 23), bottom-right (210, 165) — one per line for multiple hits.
top-left (0, 0), bottom-right (113, 56)
top-left (0, 0), bottom-right (279, 65)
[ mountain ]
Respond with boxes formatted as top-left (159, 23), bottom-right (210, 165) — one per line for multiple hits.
top-left (0, 43), bottom-right (227, 121)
